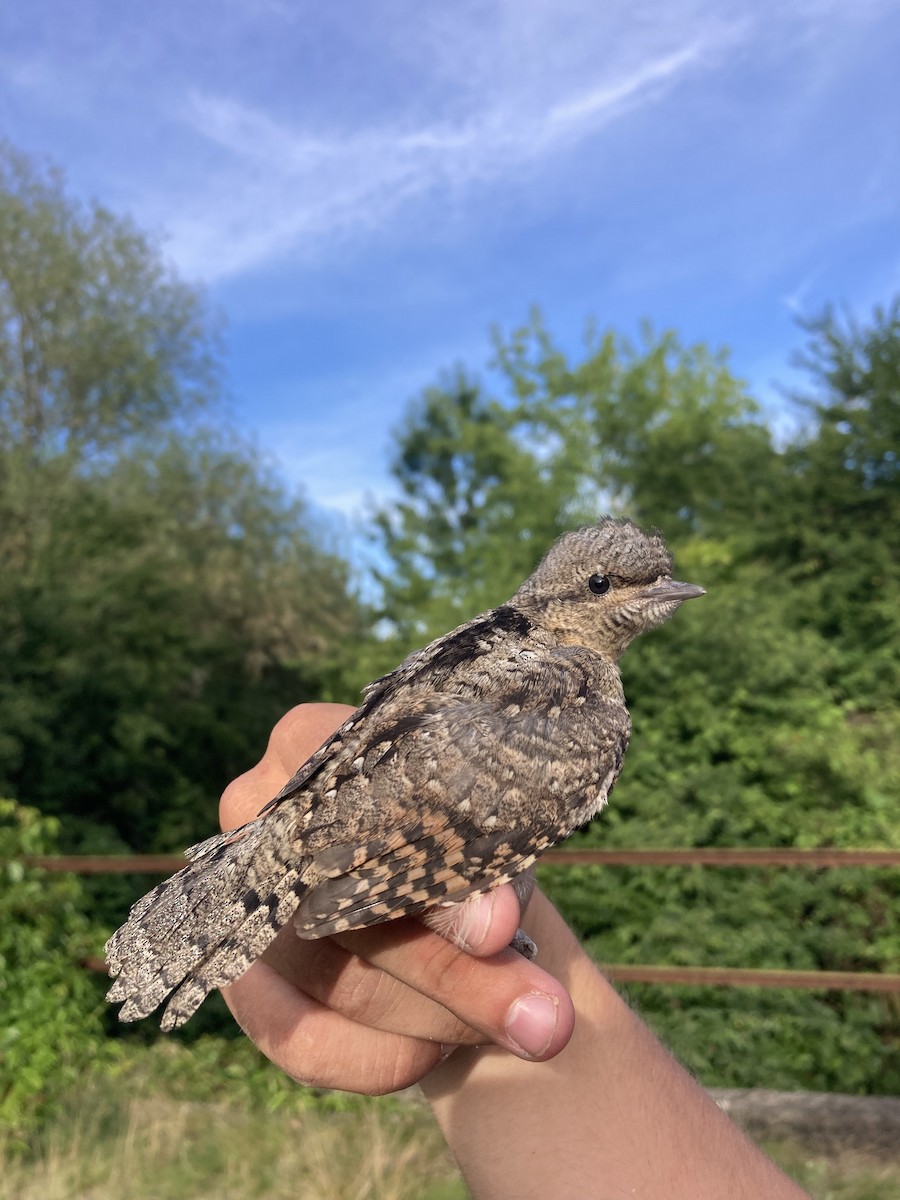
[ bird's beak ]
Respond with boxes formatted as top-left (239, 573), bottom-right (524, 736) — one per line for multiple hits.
top-left (642, 579), bottom-right (706, 603)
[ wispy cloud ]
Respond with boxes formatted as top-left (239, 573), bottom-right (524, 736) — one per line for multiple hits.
top-left (780, 270), bottom-right (824, 316)
top-left (5, 0), bottom-right (895, 293)
top-left (161, 12), bottom-right (735, 280)
top-left (5, 0), bottom-right (899, 537)
top-left (546, 42), bottom-right (706, 129)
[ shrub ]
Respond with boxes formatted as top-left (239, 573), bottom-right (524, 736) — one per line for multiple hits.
top-left (0, 799), bottom-right (108, 1149)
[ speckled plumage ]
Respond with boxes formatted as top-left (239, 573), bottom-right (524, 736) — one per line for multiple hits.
top-left (106, 518), bottom-right (703, 1029)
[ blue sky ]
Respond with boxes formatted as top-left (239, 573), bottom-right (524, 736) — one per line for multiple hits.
top-left (2, 0), bottom-right (899, 534)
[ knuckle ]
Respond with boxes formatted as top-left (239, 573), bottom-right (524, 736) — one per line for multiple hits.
top-left (338, 968), bottom-right (403, 1028)
top-left (366, 1043), bottom-right (436, 1096)
top-left (417, 933), bottom-right (482, 1006)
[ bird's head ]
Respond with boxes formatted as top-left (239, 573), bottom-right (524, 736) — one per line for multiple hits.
top-left (511, 518), bottom-right (704, 660)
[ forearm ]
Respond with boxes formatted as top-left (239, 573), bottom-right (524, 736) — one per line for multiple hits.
top-left (422, 893), bottom-right (809, 1200)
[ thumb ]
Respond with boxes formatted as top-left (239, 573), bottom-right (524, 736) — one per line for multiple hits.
top-left (422, 881), bottom-right (530, 957)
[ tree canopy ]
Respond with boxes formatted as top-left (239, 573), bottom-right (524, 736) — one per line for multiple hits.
top-left (0, 144), bottom-right (363, 856)
top-left (0, 140), bottom-right (218, 460)
top-left (373, 305), bottom-right (900, 1094)
top-left (2, 138), bottom-right (898, 1108)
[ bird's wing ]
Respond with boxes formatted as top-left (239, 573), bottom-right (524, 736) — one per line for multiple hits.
top-left (106, 640), bottom-right (626, 1029)
top-left (179, 604), bottom-right (535, 849)
top-left (292, 642), bottom-right (629, 937)
top-left (295, 811), bottom-right (544, 936)
top-left (360, 604), bottom-right (536, 701)
top-left (195, 606), bottom-right (531, 840)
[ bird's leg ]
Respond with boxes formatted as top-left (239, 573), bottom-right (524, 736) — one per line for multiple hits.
top-left (510, 929), bottom-right (538, 959)
top-left (423, 871), bottom-right (539, 959)
top-left (509, 871), bottom-right (538, 959)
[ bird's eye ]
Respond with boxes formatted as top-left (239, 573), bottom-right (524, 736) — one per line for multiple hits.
top-left (588, 574), bottom-right (611, 595)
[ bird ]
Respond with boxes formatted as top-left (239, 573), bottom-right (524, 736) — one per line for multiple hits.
top-left (105, 517), bottom-right (703, 1030)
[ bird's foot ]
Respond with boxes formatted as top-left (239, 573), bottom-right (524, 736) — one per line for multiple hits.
top-left (510, 928), bottom-right (538, 959)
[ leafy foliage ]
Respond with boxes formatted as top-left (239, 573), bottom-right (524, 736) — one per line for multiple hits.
top-left (378, 304), bottom-right (900, 1094)
top-left (371, 367), bottom-right (585, 659)
top-left (0, 436), bottom-right (360, 857)
top-left (0, 800), bottom-right (107, 1148)
top-left (0, 147), bottom-right (364, 866)
top-left (0, 141), bottom-right (217, 460)
top-left (770, 302), bottom-right (900, 705)
top-left (4, 136), bottom-right (899, 1113)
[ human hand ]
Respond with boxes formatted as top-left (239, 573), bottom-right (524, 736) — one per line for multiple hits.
top-left (218, 703), bottom-right (575, 1095)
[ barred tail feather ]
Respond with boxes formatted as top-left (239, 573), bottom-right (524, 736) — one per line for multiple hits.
top-left (105, 812), bottom-right (307, 1029)
top-left (157, 864), bottom-right (304, 1030)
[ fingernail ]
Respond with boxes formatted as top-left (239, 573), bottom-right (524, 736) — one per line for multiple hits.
top-left (454, 893), bottom-right (494, 952)
top-left (504, 992), bottom-right (558, 1059)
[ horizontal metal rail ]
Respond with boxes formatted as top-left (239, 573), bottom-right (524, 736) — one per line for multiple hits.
top-left (80, 955), bottom-right (900, 992)
top-left (545, 847), bottom-right (900, 867)
top-left (24, 850), bottom-right (900, 994)
top-left (26, 853), bottom-right (190, 873)
top-left (22, 847), bottom-right (900, 873)
top-left (602, 965), bottom-right (900, 992)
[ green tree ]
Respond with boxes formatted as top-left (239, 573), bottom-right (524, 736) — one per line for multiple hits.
top-left (0, 145), bottom-right (363, 859)
top-left (372, 368), bottom-right (586, 655)
top-left (0, 436), bottom-right (360, 856)
top-left (375, 314), bottom-right (780, 657)
top-left (494, 314), bottom-right (779, 540)
top-left (765, 302), bottom-right (900, 703)
top-left (374, 307), bottom-right (900, 1094)
top-left (0, 140), bottom-right (217, 459)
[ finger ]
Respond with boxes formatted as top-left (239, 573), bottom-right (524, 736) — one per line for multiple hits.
top-left (222, 959), bottom-right (443, 1095)
top-left (219, 703), bottom-right (353, 829)
top-left (255, 909), bottom-right (572, 1059)
top-left (258, 880), bottom-right (545, 1045)
top-left (268, 703), bottom-right (355, 777)
top-left (333, 918), bottom-right (575, 1062)
top-left (261, 921), bottom-right (486, 1046)
top-left (219, 757), bottom-right (288, 830)
top-left (422, 884), bottom-right (525, 957)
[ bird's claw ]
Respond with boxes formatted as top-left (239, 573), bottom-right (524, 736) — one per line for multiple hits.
top-left (510, 928), bottom-right (538, 960)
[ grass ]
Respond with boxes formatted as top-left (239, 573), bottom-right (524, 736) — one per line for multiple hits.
top-left (763, 1144), bottom-right (900, 1200)
top-left (2, 1050), bottom-right (897, 1200)
top-left (1, 1091), bottom-right (466, 1200)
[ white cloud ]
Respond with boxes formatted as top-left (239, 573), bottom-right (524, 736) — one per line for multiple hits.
top-left (780, 270), bottom-right (824, 316)
top-left (158, 6), bottom-right (740, 280)
top-left (547, 43), bottom-right (704, 129)
top-left (5, 0), bottom-right (897, 293)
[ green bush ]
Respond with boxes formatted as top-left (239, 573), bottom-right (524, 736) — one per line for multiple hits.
top-left (540, 861), bottom-right (900, 1093)
top-left (0, 799), bottom-right (108, 1148)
